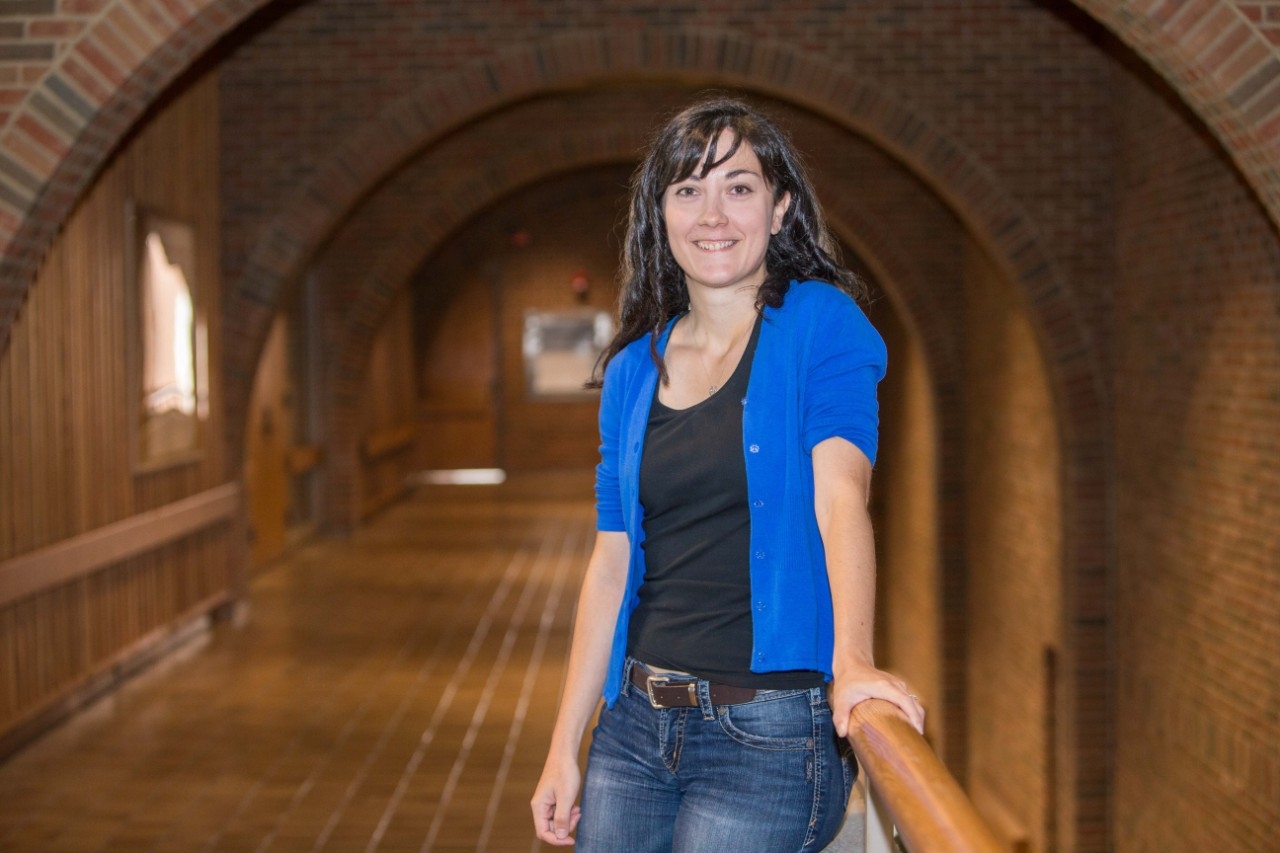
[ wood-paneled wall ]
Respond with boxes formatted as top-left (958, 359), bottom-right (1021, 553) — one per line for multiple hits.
top-left (357, 288), bottom-right (418, 518)
top-left (0, 71), bottom-right (237, 750)
top-left (414, 268), bottom-right (497, 470)
top-left (411, 166), bottom-right (628, 473)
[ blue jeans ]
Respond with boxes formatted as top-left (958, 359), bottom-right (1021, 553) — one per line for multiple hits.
top-left (576, 661), bottom-right (855, 852)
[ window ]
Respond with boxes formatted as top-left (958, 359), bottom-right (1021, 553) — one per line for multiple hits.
top-left (130, 206), bottom-right (209, 469)
top-left (522, 309), bottom-right (611, 399)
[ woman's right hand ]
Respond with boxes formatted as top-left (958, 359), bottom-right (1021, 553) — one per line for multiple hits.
top-left (531, 752), bottom-right (582, 845)
top-left (531, 531), bottom-right (629, 846)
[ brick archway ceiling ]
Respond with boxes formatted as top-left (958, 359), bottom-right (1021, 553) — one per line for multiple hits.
top-left (228, 30), bottom-right (1106, 482)
top-left (0, 1), bottom-right (1277, 364)
top-left (220, 29), bottom-right (1105, 378)
top-left (317, 91), bottom-right (965, 407)
top-left (317, 91), bottom-right (966, 428)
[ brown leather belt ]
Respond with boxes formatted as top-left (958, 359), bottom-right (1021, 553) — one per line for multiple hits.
top-left (629, 664), bottom-right (758, 709)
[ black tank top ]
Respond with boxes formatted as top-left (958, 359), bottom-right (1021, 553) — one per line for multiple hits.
top-left (630, 316), bottom-right (822, 689)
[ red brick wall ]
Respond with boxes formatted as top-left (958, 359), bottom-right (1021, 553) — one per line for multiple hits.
top-left (871, 297), bottom-right (945, 759)
top-left (964, 240), bottom-right (1064, 853)
top-left (1113, 56), bottom-right (1280, 852)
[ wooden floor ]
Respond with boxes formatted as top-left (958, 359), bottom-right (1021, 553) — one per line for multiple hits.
top-left (0, 475), bottom-right (597, 852)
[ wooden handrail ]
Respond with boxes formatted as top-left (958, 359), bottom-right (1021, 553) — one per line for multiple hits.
top-left (846, 699), bottom-right (1004, 853)
top-left (361, 422), bottom-right (417, 460)
top-left (287, 443), bottom-right (324, 474)
top-left (0, 483), bottom-right (240, 609)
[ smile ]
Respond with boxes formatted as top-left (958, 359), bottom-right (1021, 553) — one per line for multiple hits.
top-left (694, 240), bottom-right (737, 251)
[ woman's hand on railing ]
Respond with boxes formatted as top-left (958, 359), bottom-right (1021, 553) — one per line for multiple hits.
top-left (829, 659), bottom-right (925, 738)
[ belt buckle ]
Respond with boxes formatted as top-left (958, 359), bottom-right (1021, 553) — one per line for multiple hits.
top-left (645, 675), bottom-right (697, 709)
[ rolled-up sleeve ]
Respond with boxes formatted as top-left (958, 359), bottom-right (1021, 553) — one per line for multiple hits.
top-left (594, 357), bottom-right (627, 531)
top-left (800, 297), bottom-right (888, 463)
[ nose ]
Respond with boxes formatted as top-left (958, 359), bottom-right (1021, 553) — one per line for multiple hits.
top-left (698, 194), bottom-right (727, 227)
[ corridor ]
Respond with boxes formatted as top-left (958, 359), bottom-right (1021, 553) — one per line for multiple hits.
top-left (3, 2), bottom-right (1280, 850)
top-left (0, 476), bottom-right (595, 852)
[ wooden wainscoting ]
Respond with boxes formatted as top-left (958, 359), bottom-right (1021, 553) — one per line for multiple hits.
top-left (0, 484), bottom-right (241, 757)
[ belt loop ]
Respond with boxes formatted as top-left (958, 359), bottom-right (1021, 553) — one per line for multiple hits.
top-left (696, 679), bottom-right (715, 720)
top-left (625, 657), bottom-right (641, 699)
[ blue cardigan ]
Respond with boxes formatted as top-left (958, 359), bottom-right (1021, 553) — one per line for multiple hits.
top-left (594, 280), bottom-right (887, 706)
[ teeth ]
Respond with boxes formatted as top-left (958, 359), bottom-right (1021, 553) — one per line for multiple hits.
top-left (695, 240), bottom-right (735, 250)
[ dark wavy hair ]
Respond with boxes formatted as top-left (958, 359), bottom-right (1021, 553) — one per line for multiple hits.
top-left (591, 96), bottom-right (863, 386)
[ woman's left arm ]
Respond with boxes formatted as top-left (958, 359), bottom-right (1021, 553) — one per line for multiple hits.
top-left (812, 436), bottom-right (925, 737)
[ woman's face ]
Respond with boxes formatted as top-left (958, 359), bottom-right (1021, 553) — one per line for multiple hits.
top-left (663, 131), bottom-right (791, 297)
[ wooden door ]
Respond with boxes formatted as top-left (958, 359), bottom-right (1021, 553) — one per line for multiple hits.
top-left (246, 315), bottom-right (289, 567)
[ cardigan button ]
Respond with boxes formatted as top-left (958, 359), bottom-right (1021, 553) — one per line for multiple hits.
top-left (754, 551), bottom-right (765, 559)
top-left (753, 499), bottom-right (764, 508)
top-left (749, 444), bottom-right (760, 453)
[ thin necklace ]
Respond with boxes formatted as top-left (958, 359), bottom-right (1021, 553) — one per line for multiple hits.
top-left (696, 315), bottom-right (754, 397)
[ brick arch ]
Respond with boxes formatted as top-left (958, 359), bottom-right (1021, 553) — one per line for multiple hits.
top-left (1075, 0), bottom-right (1280, 226)
top-left (321, 103), bottom-right (965, 420)
top-left (238, 28), bottom-right (1105, 424)
top-left (319, 129), bottom-right (646, 525)
top-left (0, 0), bottom-right (274, 352)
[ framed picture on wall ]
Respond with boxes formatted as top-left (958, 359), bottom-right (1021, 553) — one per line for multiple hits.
top-left (522, 309), bottom-right (612, 399)
top-left (126, 203), bottom-right (210, 471)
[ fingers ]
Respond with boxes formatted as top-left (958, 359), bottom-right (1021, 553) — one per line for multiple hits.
top-left (552, 800), bottom-right (580, 844)
top-left (898, 690), bottom-right (926, 735)
top-left (891, 679), bottom-right (926, 735)
top-left (531, 788), bottom-right (581, 846)
top-left (830, 671), bottom-right (927, 738)
top-left (531, 797), bottom-right (554, 844)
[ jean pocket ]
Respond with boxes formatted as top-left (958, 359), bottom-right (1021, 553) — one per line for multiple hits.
top-left (716, 691), bottom-right (815, 750)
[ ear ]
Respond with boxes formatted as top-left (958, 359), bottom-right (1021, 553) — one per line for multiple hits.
top-left (771, 191), bottom-right (792, 235)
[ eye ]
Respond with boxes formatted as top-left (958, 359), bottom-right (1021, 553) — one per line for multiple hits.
top-left (672, 185), bottom-right (697, 198)
top-left (728, 183), bottom-right (753, 196)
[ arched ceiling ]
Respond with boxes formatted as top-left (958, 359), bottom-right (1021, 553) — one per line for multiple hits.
top-left (2, 0), bottom-right (1278, 366)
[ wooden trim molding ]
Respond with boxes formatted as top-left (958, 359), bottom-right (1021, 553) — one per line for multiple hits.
top-left (362, 422), bottom-right (416, 460)
top-left (0, 482), bottom-right (240, 609)
top-left (847, 699), bottom-right (1004, 853)
top-left (287, 444), bottom-right (323, 474)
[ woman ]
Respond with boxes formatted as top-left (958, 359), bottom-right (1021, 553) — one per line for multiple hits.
top-left (531, 96), bottom-right (924, 851)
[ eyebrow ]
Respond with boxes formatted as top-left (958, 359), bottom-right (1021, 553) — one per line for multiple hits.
top-left (678, 168), bottom-right (761, 182)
